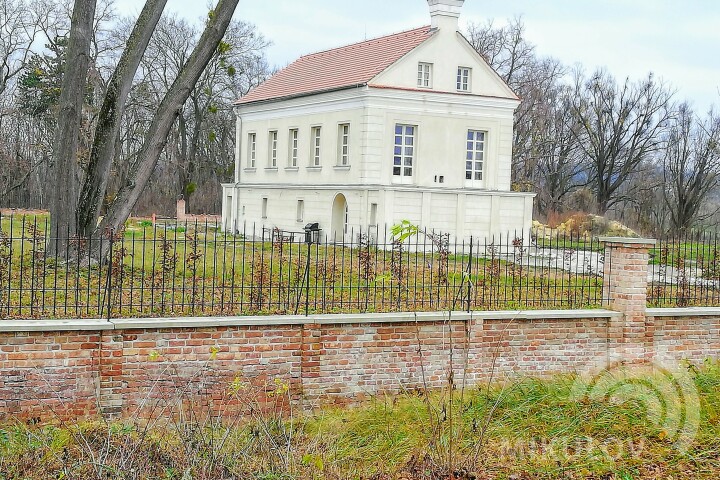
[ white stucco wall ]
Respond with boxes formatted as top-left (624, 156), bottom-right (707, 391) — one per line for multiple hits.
top-left (233, 88), bottom-right (517, 191)
top-left (223, 183), bottom-right (534, 244)
top-left (222, 9), bottom-right (532, 242)
top-left (371, 29), bottom-right (515, 100)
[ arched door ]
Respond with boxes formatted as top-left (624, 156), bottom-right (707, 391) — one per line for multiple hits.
top-left (331, 193), bottom-right (348, 242)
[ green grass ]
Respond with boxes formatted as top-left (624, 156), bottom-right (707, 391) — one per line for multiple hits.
top-left (2, 360), bottom-right (720, 478)
top-left (0, 214), bottom-right (605, 319)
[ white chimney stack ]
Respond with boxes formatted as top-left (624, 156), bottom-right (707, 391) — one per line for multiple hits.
top-left (427, 0), bottom-right (465, 31)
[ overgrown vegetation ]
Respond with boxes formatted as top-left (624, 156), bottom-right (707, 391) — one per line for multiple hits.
top-left (2, 359), bottom-right (720, 479)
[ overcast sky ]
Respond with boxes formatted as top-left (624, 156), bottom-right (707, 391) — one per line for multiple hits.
top-left (118, 0), bottom-right (720, 112)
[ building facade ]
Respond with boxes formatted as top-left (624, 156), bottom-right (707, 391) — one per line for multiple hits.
top-left (221, 0), bottom-right (534, 241)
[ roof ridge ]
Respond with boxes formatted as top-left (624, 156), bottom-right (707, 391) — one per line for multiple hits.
top-left (296, 25), bottom-right (432, 60)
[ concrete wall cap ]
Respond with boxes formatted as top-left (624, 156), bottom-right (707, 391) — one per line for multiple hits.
top-left (0, 319), bottom-right (114, 332)
top-left (0, 309), bottom-right (621, 332)
top-left (599, 236), bottom-right (657, 246)
top-left (647, 307), bottom-right (720, 317)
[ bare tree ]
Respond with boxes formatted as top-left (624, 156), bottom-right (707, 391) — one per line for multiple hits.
top-left (46, 0), bottom-right (242, 252)
top-left (466, 17), bottom-right (535, 88)
top-left (533, 85), bottom-right (585, 216)
top-left (0, 0), bottom-right (50, 102)
top-left (96, 0), bottom-right (241, 236)
top-left (48, 0), bottom-right (95, 249)
top-left (76, 0), bottom-right (168, 237)
top-left (466, 17), bottom-right (566, 185)
top-left (568, 69), bottom-right (674, 214)
top-left (663, 104), bottom-right (720, 233)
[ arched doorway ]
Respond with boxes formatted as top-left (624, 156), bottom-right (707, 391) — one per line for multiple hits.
top-left (331, 193), bottom-right (348, 241)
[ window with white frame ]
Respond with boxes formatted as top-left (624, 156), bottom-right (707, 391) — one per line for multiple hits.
top-left (247, 133), bottom-right (256, 168)
top-left (465, 130), bottom-right (485, 182)
top-left (338, 123), bottom-right (350, 166)
top-left (417, 62), bottom-right (432, 88)
top-left (268, 130), bottom-right (278, 167)
top-left (311, 126), bottom-right (321, 166)
top-left (393, 124), bottom-right (416, 180)
top-left (261, 197), bottom-right (268, 219)
top-left (288, 129), bottom-right (298, 167)
top-left (457, 67), bottom-right (471, 92)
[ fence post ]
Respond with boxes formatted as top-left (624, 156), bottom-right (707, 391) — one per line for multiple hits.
top-left (466, 236), bottom-right (473, 313)
top-left (106, 229), bottom-right (114, 320)
top-left (600, 236), bottom-right (656, 363)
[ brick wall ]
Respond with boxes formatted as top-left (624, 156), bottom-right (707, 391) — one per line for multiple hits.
top-left (649, 309), bottom-right (720, 364)
top-left (0, 331), bottom-right (100, 420)
top-left (3, 239), bottom-right (720, 421)
top-left (3, 308), bottom-right (717, 422)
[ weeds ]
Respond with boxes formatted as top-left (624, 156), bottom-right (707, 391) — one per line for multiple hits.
top-left (4, 362), bottom-right (720, 479)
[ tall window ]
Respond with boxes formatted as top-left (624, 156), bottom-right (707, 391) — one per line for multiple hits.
top-left (261, 197), bottom-right (268, 219)
top-left (288, 129), bottom-right (298, 167)
top-left (311, 126), bottom-right (321, 166)
top-left (465, 130), bottom-right (485, 182)
top-left (417, 62), bottom-right (432, 88)
top-left (457, 67), bottom-right (471, 92)
top-left (338, 123), bottom-right (350, 166)
top-left (393, 124), bottom-right (415, 181)
top-left (247, 133), bottom-right (256, 168)
top-left (268, 130), bottom-right (278, 167)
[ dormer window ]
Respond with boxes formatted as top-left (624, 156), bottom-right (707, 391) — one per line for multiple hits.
top-left (457, 67), bottom-right (471, 92)
top-left (417, 62), bottom-right (432, 88)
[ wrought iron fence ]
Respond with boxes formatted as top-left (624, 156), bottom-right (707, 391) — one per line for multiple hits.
top-left (0, 213), bottom-right (608, 319)
top-left (648, 232), bottom-right (720, 307)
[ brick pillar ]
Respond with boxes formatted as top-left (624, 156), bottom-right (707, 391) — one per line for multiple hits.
top-left (600, 237), bottom-right (656, 362)
top-left (300, 323), bottom-right (322, 407)
top-left (99, 333), bottom-right (124, 418)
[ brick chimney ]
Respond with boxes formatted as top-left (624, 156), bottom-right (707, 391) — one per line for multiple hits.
top-left (428, 0), bottom-right (465, 31)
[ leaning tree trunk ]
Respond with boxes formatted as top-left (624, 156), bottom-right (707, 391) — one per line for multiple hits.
top-left (77, 0), bottom-right (168, 239)
top-left (97, 0), bottom-right (240, 238)
top-left (48, 0), bottom-right (96, 254)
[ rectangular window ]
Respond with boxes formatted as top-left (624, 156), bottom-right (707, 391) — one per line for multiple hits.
top-left (369, 203), bottom-right (377, 226)
top-left (247, 133), bottom-right (256, 168)
top-left (261, 197), bottom-right (268, 219)
top-left (417, 62), bottom-right (432, 88)
top-left (268, 130), bottom-right (278, 167)
top-left (296, 200), bottom-right (304, 222)
top-left (288, 128), bottom-right (298, 167)
top-left (465, 130), bottom-right (485, 182)
top-left (457, 67), bottom-right (471, 92)
top-left (338, 123), bottom-right (350, 166)
top-left (393, 124), bottom-right (415, 179)
top-left (311, 126), bottom-right (321, 166)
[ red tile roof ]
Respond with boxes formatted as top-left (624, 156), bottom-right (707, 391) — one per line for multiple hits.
top-left (236, 26), bottom-right (435, 105)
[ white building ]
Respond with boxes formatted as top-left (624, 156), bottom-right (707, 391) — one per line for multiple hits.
top-left (221, 0), bottom-right (534, 241)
